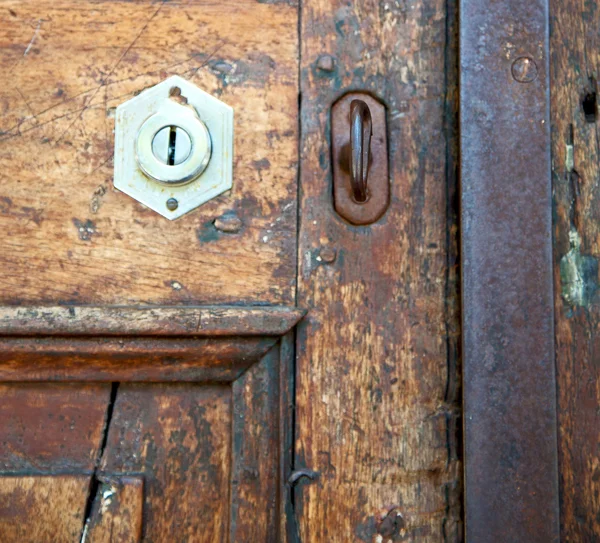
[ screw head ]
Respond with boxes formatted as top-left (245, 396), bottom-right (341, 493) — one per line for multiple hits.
top-left (511, 57), bottom-right (538, 83)
top-left (316, 54), bottom-right (335, 72)
top-left (214, 213), bottom-right (242, 233)
top-left (166, 198), bottom-right (179, 211)
top-left (318, 246), bottom-right (337, 263)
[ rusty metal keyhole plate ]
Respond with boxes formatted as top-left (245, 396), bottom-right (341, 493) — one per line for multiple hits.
top-left (331, 93), bottom-right (389, 225)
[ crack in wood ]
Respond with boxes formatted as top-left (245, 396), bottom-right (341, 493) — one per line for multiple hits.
top-left (80, 382), bottom-right (120, 543)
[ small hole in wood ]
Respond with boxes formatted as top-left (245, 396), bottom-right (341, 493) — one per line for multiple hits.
top-left (169, 86), bottom-right (188, 105)
top-left (582, 91), bottom-right (597, 123)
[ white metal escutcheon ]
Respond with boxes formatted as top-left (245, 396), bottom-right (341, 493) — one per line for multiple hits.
top-left (113, 76), bottom-right (233, 219)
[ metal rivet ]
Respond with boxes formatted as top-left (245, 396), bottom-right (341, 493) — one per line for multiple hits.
top-left (166, 198), bottom-right (179, 211)
top-left (214, 214), bottom-right (242, 233)
top-left (318, 247), bottom-right (337, 263)
top-left (511, 57), bottom-right (538, 83)
top-left (213, 61), bottom-right (233, 74)
top-left (316, 54), bottom-right (335, 72)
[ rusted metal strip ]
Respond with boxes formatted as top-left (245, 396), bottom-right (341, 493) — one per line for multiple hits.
top-left (460, 0), bottom-right (559, 541)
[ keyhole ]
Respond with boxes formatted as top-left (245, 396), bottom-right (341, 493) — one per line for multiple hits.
top-left (152, 126), bottom-right (192, 165)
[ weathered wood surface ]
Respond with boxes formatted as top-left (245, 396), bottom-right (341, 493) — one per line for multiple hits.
top-left (0, 475), bottom-right (91, 542)
top-left (85, 476), bottom-right (144, 543)
top-left (550, 1), bottom-right (600, 539)
top-left (0, 383), bottom-right (110, 472)
top-left (0, 305), bottom-right (305, 336)
top-left (0, 0), bottom-right (298, 306)
top-left (230, 345), bottom-right (281, 541)
top-left (296, 0), bottom-right (461, 541)
top-left (0, 336), bottom-right (278, 381)
top-left (100, 384), bottom-right (232, 542)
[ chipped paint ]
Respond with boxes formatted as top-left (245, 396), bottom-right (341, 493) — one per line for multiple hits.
top-left (560, 229), bottom-right (599, 308)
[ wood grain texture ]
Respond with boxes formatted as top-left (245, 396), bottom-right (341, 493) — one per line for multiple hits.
top-left (0, 383), bottom-right (110, 472)
top-left (0, 305), bottom-right (305, 336)
top-left (0, 0), bottom-right (298, 306)
top-left (0, 336), bottom-right (278, 382)
top-left (85, 476), bottom-right (144, 543)
top-left (550, 0), bottom-right (600, 539)
top-left (295, 0), bottom-right (461, 541)
top-left (100, 384), bottom-right (231, 542)
top-left (230, 343), bottom-right (281, 541)
top-left (0, 475), bottom-right (90, 542)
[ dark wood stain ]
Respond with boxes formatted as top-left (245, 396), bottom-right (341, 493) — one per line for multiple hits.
top-left (550, 0), bottom-right (600, 539)
top-left (295, 0), bottom-right (461, 540)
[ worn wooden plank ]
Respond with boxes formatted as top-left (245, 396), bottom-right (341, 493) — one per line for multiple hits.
top-left (85, 476), bottom-right (144, 543)
top-left (279, 333), bottom-right (296, 543)
top-left (296, 1), bottom-right (461, 541)
top-left (0, 0), bottom-right (298, 306)
top-left (230, 345), bottom-right (281, 542)
top-left (0, 336), bottom-right (278, 382)
top-left (0, 475), bottom-right (90, 542)
top-left (0, 383), bottom-right (110, 472)
top-left (0, 305), bottom-right (305, 336)
top-left (100, 384), bottom-right (231, 542)
top-left (550, 0), bottom-right (600, 539)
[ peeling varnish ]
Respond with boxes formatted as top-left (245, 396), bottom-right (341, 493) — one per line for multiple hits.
top-left (560, 229), bottom-right (599, 308)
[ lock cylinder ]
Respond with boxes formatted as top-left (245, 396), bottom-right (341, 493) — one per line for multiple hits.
top-left (135, 101), bottom-right (212, 187)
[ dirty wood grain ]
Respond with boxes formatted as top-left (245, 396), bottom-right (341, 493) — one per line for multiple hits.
top-left (85, 476), bottom-right (144, 543)
top-left (230, 344), bottom-right (281, 541)
top-left (0, 0), bottom-right (298, 306)
top-left (0, 383), bottom-right (111, 472)
top-left (0, 305), bottom-right (305, 336)
top-left (550, 0), bottom-right (600, 539)
top-left (0, 475), bottom-right (91, 542)
top-left (295, 0), bottom-right (461, 541)
top-left (0, 336), bottom-right (278, 382)
top-left (100, 384), bottom-right (231, 542)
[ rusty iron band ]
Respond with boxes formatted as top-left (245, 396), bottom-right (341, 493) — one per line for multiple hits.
top-left (460, 0), bottom-right (560, 541)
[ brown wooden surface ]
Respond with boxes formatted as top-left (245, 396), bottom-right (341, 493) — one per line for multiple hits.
top-left (0, 383), bottom-right (110, 472)
top-left (550, 0), bottom-right (600, 539)
top-left (0, 0), bottom-right (466, 540)
top-left (85, 476), bottom-right (144, 543)
top-left (100, 384), bottom-right (232, 542)
top-left (230, 345), bottom-right (281, 542)
top-left (295, 0), bottom-right (461, 541)
top-left (0, 0), bottom-right (298, 306)
top-left (0, 475), bottom-right (91, 542)
top-left (0, 305), bottom-right (304, 336)
top-left (0, 336), bottom-right (278, 382)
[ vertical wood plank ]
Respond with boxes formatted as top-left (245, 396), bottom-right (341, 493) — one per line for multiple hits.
top-left (100, 384), bottom-right (231, 543)
top-left (0, 383), bottom-right (111, 472)
top-left (550, 0), bottom-right (600, 539)
top-left (230, 346), bottom-right (280, 542)
top-left (0, 475), bottom-right (90, 542)
top-left (86, 476), bottom-right (144, 543)
top-left (296, 1), bottom-right (461, 541)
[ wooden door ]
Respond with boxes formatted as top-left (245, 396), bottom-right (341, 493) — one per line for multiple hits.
top-left (0, 1), bottom-right (461, 542)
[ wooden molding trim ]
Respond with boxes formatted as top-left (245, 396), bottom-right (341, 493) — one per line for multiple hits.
top-left (0, 337), bottom-right (280, 382)
top-left (0, 306), bottom-right (305, 382)
top-left (0, 305), bottom-right (305, 337)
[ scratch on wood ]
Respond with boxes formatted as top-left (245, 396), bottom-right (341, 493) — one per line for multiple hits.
top-left (54, 0), bottom-right (168, 145)
top-left (24, 19), bottom-right (43, 57)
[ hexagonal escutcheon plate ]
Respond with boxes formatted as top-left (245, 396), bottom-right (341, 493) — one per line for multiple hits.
top-left (114, 75), bottom-right (233, 220)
